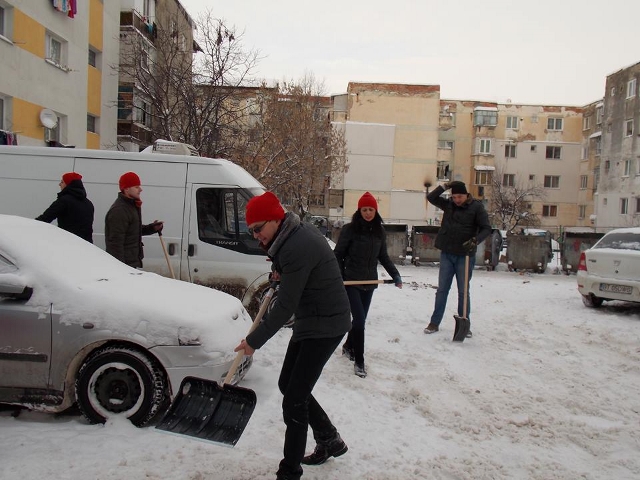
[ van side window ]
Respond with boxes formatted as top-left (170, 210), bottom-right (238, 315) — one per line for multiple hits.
top-left (196, 189), bottom-right (228, 240)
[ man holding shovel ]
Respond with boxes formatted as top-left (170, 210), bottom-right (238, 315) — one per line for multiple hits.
top-left (423, 180), bottom-right (491, 338)
top-left (234, 191), bottom-right (351, 480)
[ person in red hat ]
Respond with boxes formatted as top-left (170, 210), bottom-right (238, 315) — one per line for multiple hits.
top-left (234, 191), bottom-right (351, 480)
top-left (104, 171), bottom-right (163, 268)
top-left (334, 191), bottom-right (402, 378)
top-left (36, 172), bottom-right (94, 242)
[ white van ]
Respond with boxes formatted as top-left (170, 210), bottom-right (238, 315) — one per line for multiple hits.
top-left (0, 144), bottom-right (271, 313)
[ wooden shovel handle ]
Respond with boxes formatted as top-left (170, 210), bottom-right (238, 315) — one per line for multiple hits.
top-left (223, 283), bottom-right (276, 385)
top-left (343, 279), bottom-right (395, 285)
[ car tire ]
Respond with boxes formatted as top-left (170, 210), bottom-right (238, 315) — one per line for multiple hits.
top-left (581, 293), bottom-right (604, 308)
top-left (75, 346), bottom-right (168, 427)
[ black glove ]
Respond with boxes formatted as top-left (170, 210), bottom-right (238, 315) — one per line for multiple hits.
top-left (462, 237), bottom-right (477, 252)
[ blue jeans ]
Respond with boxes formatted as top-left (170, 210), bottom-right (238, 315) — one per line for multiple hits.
top-left (429, 252), bottom-right (475, 327)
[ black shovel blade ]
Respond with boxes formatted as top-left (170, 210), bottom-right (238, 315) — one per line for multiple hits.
top-left (155, 376), bottom-right (257, 447)
top-left (452, 315), bottom-right (470, 343)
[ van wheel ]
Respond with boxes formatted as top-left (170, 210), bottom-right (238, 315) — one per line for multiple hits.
top-left (75, 346), bottom-right (168, 427)
top-left (581, 294), bottom-right (604, 308)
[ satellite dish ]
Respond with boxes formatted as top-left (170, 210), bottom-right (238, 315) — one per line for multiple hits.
top-left (40, 109), bottom-right (58, 129)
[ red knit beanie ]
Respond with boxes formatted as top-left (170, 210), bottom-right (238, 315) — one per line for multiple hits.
top-left (62, 172), bottom-right (82, 185)
top-left (245, 192), bottom-right (286, 226)
top-left (358, 192), bottom-right (378, 210)
top-left (119, 172), bottom-right (141, 191)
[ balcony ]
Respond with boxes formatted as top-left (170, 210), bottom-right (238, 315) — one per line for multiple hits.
top-left (120, 10), bottom-right (156, 43)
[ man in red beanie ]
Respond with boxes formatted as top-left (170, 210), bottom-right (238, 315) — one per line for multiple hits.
top-left (235, 191), bottom-right (351, 480)
top-left (36, 172), bottom-right (94, 242)
top-left (105, 171), bottom-right (163, 268)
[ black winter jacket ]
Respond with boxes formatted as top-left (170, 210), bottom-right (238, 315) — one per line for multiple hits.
top-left (427, 186), bottom-right (492, 256)
top-left (333, 214), bottom-right (401, 290)
top-left (246, 212), bottom-right (352, 350)
top-left (36, 179), bottom-right (94, 243)
top-left (105, 193), bottom-right (157, 267)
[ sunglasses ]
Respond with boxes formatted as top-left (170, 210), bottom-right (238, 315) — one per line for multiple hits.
top-left (248, 220), bottom-right (269, 235)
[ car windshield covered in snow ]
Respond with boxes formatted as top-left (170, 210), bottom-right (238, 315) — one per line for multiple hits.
top-left (594, 231), bottom-right (640, 251)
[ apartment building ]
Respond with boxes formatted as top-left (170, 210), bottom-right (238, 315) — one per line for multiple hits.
top-left (329, 82), bottom-right (440, 225)
top-left (578, 99), bottom-right (604, 227)
top-left (0, 0), bottom-right (120, 148)
top-left (595, 61), bottom-right (640, 228)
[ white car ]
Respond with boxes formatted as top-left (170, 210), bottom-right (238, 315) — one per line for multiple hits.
top-left (0, 215), bottom-right (253, 426)
top-left (577, 227), bottom-right (640, 307)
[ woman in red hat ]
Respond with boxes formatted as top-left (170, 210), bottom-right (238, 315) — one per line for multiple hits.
top-left (334, 191), bottom-right (402, 378)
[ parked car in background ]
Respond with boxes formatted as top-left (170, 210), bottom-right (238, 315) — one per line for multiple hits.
top-left (577, 227), bottom-right (640, 307)
top-left (0, 215), bottom-right (253, 426)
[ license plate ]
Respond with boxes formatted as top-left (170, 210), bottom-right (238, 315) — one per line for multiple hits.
top-left (599, 283), bottom-right (632, 294)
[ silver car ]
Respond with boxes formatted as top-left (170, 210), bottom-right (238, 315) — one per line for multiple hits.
top-left (577, 227), bottom-right (640, 307)
top-left (0, 215), bottom-right (253, 426)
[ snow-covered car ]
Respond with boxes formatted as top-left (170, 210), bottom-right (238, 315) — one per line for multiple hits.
top-left (0, 215), bottom-right (253, 426)
top-left (577, 227), bottom-right (640, 307)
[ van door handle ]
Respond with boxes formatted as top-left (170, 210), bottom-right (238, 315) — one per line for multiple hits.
top-left (168, 243), bottom-right (176, 255)
top-left (188, 244), bottom-right (195, 256)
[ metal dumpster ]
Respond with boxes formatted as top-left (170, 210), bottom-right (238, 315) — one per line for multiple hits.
top-left (384, 224), bottom-right (409, 265)
top-left (506, 231), bottom-right (553, 273)
top-left (560, 230), bottom-right (605, 273)
top-left (479, 229), bottom-right (503, 270)
top-left (410, 226), bottom-right (440, 265)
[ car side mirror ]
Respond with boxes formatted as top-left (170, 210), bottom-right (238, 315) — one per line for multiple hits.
top-left (0, 274), bottom-right (33, 301)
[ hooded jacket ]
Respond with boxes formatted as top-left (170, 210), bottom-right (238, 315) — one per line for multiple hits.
top-left (36, 179), bottom-right (94, 243)
top-left (246, 212), bottom-right (352, 349)
top-left (427, 185), bottom-right (492, 255)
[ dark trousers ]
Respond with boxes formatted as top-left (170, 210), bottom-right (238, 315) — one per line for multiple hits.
top-left (276, 335), bottom-right (344, 479)
top-left (344, 286), bottom-right (374, 364)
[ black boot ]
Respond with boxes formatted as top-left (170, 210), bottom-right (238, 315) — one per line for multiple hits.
top-left (342, 331), bottom-right (354, 361)
top-left (351, 328), bottom-right (366, 377)
top-left (301, 433), bottom-right (348, 465)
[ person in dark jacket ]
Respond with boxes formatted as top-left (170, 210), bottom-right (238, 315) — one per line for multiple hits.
top-left (234, 192), bottom-right (351, 480)
top-left (104, 171), bottom-right (163, 268)
top-left (424, 180), bottom-right (491, 338)
top-left (333, 191), bottom-right (402, 378)
top-left (36, 172), bottom-right (94, 243)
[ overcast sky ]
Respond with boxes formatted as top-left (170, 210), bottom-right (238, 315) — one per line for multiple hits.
top-left (179, 0), bottom-right (639, 106)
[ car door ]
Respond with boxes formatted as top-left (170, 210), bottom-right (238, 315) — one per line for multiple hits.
top-left (0, 255), bottom-right (52, 394)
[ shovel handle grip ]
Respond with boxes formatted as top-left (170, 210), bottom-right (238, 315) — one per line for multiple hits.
top-left (343, 279), bottom-right (394, 285)
top-left (223, 283), bottom-right (277, 385)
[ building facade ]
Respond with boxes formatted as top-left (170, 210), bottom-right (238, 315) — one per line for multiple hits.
top-left (0, 0), bottom-right (120, 148)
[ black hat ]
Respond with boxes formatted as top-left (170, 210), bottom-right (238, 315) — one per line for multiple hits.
top-left (451, 181), bottom-right (468, 195)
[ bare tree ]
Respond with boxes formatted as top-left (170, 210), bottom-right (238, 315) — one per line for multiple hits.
top-left (229, 74), bottom-right (348, 217)
top-left (117, 8), bottom-right (260, 152)
top-left (488, 166), bottom-right (545, 232)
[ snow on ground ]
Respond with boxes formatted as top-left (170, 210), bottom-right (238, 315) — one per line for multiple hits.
top-left (2, 262), bottom-right (640, 480)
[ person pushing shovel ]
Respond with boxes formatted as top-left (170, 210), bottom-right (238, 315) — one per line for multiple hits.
top-left (234, 191), bottom-right (351, 480)
top-left (423, 180), bottom-right (491, 338)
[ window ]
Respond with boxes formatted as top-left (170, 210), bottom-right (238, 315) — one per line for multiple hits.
top-left (506, 116), bottom-right (519, 129)
top-left (46, 33), bottom-right (64, 67)
top-left (503, 174), bottom-right (515, 187)
top-left (0, 5), bottom-right (5, 38)
top-left (140, 41), bottom-right (149, 71)
top-left (596, 106), bottom-right (603, 124)
top-left (44, 115), bottom-right (61, 143)
top-left (578, 205), bottom-right (586, 219)
top-left (542, 205), bottom-right (557, 217)
top-left (530, 145), bottom-right (537, 153)
top-left (625, 119), bottom-right (634, 137)
top-left (636, 197), bottom-right (640, 214)
top-left (436, 161), bottom-right (451, 180)
top-left (88, 48), bottom-right (98, 67)
top-left (620, 198), bottom-right (628, 215)
top-left (437, 140), bottom-right (454, 150)
top-left (479, 138), bottom-right (491, 154)
top-left (580, 175), bottom-right (588, 189)
top-left (581, 144), bottom-right (589, 160)
top-left (134, 97), bottom-right (151, 127)
top-left (604, 160), bottom-right (610, 173)
top-left (0, 96), bottom-right (3, 129)
top-left (547, 118), bottom-right (563, 131)
top-left (529, 174), bottom-right (535, 181)
top-left (475, 171), bottom-right (492, 185)
top-left (544, 175), bottom-right (560, 188)
top-left (545, 146), bottom-right (561, 159)
top-left (582, 116), bottom-right (591, 130)
top-left (611, 87), bottom-right (616, 97)
top-left (473, 109), bottom-right (497, 127)
top-left (505, 144), bottom-right (516, 158)
top-left (627, 79), bottom-right (637, 99)
top-left (531, 115), bottom-right (538, 123)
top-left (87, 115), bottom-right (96, 133)
top-left (595, 137), bottom-right (602, 155)
top-left (623, 160), bottom-right (630, 176)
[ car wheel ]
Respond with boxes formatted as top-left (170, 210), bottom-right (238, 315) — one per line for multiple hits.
top-left (75, 346), bottom-right (168, 427)
top-left (581, 294), bottom-right (604, 308)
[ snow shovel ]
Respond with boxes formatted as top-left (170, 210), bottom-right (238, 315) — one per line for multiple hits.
top-left (158, 231), bottom-right (176, 279)
top-left (452, 255), bottom-right (471, 342)
top-left (155, 283), bottom-right (276, 447)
